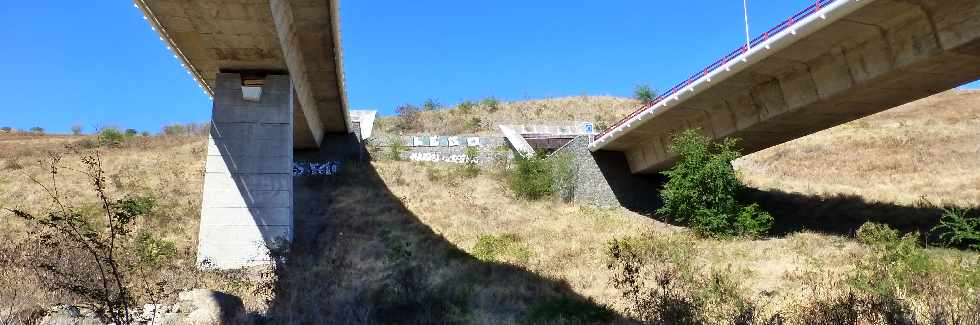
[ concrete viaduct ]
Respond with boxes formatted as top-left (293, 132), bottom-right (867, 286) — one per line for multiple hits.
top-left (135, 0), bottom-right (350, 268)
top-left (591, 0), bottom-right (980, 174)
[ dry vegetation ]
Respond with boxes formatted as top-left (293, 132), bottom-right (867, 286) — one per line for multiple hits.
top-left (1, 90), bottom-right (978, 323)
top-left (737, 90), bottom-right (980, 207)
top-left (373, 96), bottom-right (637, 136)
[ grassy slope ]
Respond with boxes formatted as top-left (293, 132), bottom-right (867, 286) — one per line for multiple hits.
top-left (1, 90), bottom-right (978, 321)
top-left (736, 90), bottom-right (980, 207)
top-left (373, 96), bottom-right (638, 136)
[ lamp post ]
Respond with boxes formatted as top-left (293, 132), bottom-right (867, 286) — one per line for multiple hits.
top-left (743, 0), bottom-right (751, 49)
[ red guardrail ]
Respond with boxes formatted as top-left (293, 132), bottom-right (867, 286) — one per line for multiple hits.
top-left (595, 0), bottom-right (838, 141)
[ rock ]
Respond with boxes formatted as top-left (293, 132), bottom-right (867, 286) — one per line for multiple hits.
top-left (173, 289), bottom-right (247, 325)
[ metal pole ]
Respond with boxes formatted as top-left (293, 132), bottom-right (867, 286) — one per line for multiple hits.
top-left (743, 0), bottom-right (751, 49)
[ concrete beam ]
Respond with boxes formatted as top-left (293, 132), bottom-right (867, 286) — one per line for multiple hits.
top-left (610, 0), bottom-right (980, 173)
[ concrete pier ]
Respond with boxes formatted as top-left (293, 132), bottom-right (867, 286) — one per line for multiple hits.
top-left (197, 73), bottom-right (294, 269)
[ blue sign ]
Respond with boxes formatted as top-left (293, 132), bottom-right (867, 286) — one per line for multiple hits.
top-left (582, 122), bottom-right (595, 134)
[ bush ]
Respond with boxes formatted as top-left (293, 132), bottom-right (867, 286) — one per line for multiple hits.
top-left (422, 98), bottom-right (441, 111)
top-left (394, 104), bottom-right (421, 132)
top-left (931, 207), bottom-right (980, 251)
top-left (481, 97), bottom-right (500, 112)
top-left (71, 124), bottom-right (84, 136)
top-left (459, 146), bottom-right (480, 178)
top-left (464, 117), bottom-right (482, 132)
top-left (29, 127), bottom-right (44, 135)
top-left (634, 84), bottom-right (657, 103)
top-left (98, 127), bottom-right (126, 147)
top-left (457, 100), bottom-right (476, 114)
top-left (508, 154), bottom-right (554, 200)
top-left (658, 129), bottom-right (772, 238)
top-left (125, 128), bottom-right (139, 137)
top-left (385, 140), bottom-right (408, 161)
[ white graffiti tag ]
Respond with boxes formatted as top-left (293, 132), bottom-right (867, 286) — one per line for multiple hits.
top-left (293, 161), bottom-right (342, 176)
top-left (408, 152), bottom-right (476, 164)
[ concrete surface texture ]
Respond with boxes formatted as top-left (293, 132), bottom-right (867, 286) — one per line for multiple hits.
top-left (594, 0), bottom-right (980, 173)
top-left (134, 0), bottom-right (349, 148)
top-left (197, 73), bottom-right (293, 269)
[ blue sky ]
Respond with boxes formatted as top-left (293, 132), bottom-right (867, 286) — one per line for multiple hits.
top-left (1, 1), bottom-right (977, 134)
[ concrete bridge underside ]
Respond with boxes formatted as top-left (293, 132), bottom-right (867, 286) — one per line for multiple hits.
top-left (136, 0), bottom-right (349, 149)
top-left (596, 0), bottom-right (980, 174)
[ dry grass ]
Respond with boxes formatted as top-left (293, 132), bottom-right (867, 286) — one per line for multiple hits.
top-left (1, 90), bottom-right (978, 323)
top-left (737, 90), bottom-right (980, 207)
top-left (374, 95), bottom-right (638, 136)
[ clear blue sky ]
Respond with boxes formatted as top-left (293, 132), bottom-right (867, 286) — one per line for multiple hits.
top-left (2, 1), bottom-right (977, 134)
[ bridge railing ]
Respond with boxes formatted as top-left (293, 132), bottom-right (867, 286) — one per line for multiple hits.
top-left (595, 0), bottom-right (839, 142)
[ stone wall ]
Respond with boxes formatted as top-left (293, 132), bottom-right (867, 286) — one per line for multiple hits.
top-left (552, 136), bottom-right (664, 212)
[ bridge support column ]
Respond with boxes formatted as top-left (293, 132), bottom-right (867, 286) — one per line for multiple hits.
top-left (552, 136), bottom-right (664, 212)
top-left (197, 73), bottom-right (294, 269)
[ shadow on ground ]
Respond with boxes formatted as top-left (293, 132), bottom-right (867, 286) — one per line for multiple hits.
top-left (607, 168), bottom-right (962, 240)
top-left (262, 159), bottom-right (628, 324)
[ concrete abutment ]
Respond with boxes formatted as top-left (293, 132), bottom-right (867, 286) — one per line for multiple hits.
top-left (197, 73), bottom-right (295, 269)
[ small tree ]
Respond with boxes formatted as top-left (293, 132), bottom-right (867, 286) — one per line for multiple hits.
top-left (457, 100), bottom-right (476, 114)
top-left (29, 127), bottom-right (45, 135)
top-left (394, 104), bottom-right (421, 132)
top-left (422, 98), bottom-right (441, 111)
top-left (125, 129), bottom-right (139, 137)
top-left (98, 127), bottom-right (126, 147)
top-left (460, 146), bottom-right (480, 178)
top-left (657, 129), bottom-right (772, 238)
top-left (634, 84), bottom-right (656, 103)
top-left (4, 154), bottom-right (168, 323)
top-left (481, 97), bottom-right (501, 112)
top-left (71, 124), bottom-right (84, 136)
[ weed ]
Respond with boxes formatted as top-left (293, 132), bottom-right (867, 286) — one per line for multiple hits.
top-left (472, 234), bottom-right (532, 264)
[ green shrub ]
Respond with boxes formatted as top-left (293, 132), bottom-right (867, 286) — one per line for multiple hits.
top-left (422, 98), bottom-right (441, 111)
top-left (385, 141), bottom-right (408, 161)
top-left (736, 203), bottom-right (774, 238)
top-left (464, 117), bottom-right (482, 132)
top-left (508, 154), bottom-right (554, 200)
top-left (472, 234), bottom-right (532, 263)
top-left (135, 231), bottom-right (176, 267)
top-left (481, 97), bottom-right (500, 112)
top-left (459, 146), bottom-right (480, 178)
top-left (125, 128), bottom-right (139, 137)
top-left (657, 129), bottom-right (772, 238)
top-left (854, 222), bottom-right (933, 296)
top-left (931, 207), bottom-right (980, 251)
top-left (29, 127), bottom-right (44, 135)
top-left (634, 84), bottom-right (657, 103)
top-left (98, 127), bottom-right (126, 147)
top-left (457, 100), bottom-right (476, 114)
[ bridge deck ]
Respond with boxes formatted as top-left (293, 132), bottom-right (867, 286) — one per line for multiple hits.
top-left (592, 0), bottom-right (980, 173)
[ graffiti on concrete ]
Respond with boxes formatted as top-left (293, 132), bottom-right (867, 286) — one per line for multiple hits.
top-left (408, 152), bottom-right (476, 164)
top-left (293, 161), bottom-right (342, 176)
top-left (408, 136), bottom-right (483, 147)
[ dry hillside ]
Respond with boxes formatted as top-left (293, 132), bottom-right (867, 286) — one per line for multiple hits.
top-left (373, 96), bottom-right (638, 136)
top-left (738, 90), bottom-right (980, 207)
top-left (0, 90), bottom-right (978, 323)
